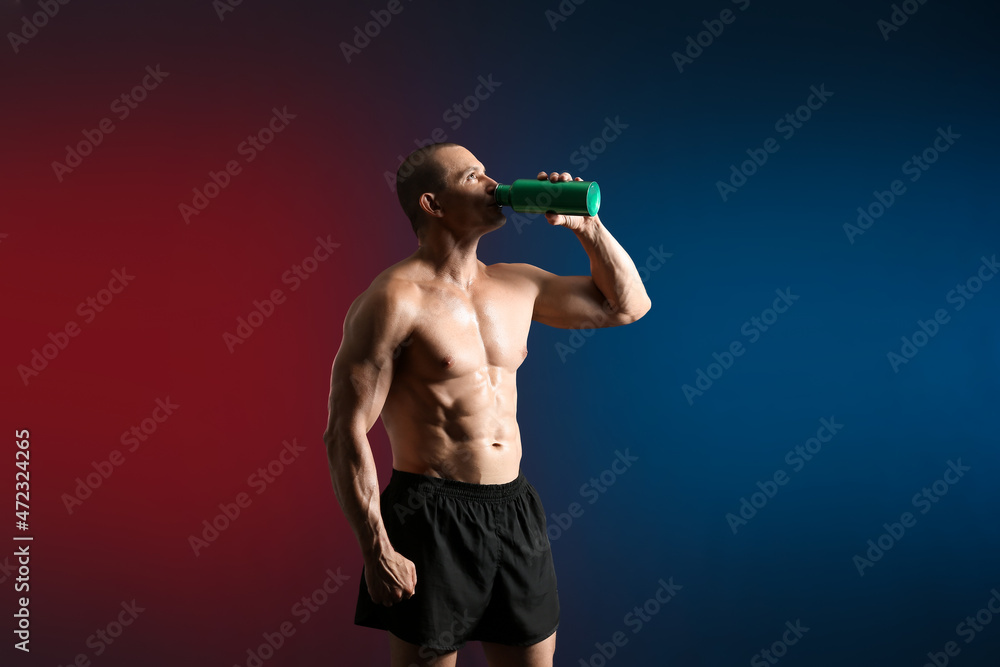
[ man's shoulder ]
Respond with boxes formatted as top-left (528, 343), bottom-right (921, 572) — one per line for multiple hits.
top-left (353, 265), bottom-right (424, 314)
top-left (488, 261), bottom-right (532, 275)
top-left (487, 261), bottom-right (548, 285)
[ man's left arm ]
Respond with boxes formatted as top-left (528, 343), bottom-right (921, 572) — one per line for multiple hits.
top-left (506, 171), bottom-right (652, 329)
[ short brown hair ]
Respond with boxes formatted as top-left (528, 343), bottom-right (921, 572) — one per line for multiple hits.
top-left (395, 142), bottom-right (459, 237)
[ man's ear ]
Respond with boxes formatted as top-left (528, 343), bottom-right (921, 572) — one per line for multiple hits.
top-left (419, 192), bottom-right (444, 218)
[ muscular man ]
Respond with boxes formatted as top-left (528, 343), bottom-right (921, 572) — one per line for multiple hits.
top-left (323, 142), bottom-right (651, 666)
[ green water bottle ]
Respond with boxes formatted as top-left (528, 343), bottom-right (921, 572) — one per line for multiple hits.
top-left (494, 179), bottom-right (601, 216)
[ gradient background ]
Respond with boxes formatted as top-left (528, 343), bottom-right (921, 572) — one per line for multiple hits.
top-left (2, 0), bottom-right (998, 665)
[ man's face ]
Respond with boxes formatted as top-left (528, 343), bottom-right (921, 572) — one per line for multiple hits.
top-left (427, 146), bottom-right (505, 232)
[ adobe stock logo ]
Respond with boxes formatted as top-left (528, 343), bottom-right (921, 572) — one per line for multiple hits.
top-left (682, 287), bottom-right (799, 404)
top-left (886, 254), bottom-right (996, 373)
top-left (61, 397), bottom-right (180, 515)
top-left (385, 74), bottom-right (503, 192)
top-left (919, 588), bottom-right (1000, 667)
top-left (544, 0), bottom-right (587, 31)
top-left (221, 235), bottom-right (339, 353)
top-left (877, 0), bottom-right (932, 41)
top-left (179, 106), bottom-right (297, 224)
top-left (725, 417), bottom-right (844, 534)
top-left (716, 84), bottom-right (834, 202)
top-left (578, 577), bottom-right (683, 666)
top-left (339, 0), bottom-right (416, 64)
top-left (232, 566), bottom-right (351, 667)
top-left (750, 620), bottom-right (810, 667)
top-left (187, 439), bottom-right (306, 556)
top-left (51, 65), bottom-right (170, 183)
top-left (852, 459), bottom-right (970, 577)
top-left (16, 268), bottom-right (136, 387)
top-left (670, 0), bottom-right (752, 73)
top-left (7, 0), bottom-right (73, 54)
top-left (843, 126), bottom-right (960, 244)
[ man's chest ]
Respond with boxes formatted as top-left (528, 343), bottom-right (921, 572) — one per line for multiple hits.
top-left (401, 281), bottom-right (534, 379)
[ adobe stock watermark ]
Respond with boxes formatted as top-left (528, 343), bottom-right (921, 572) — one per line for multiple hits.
top-left (179, 106), bottom-right (297, 224)
top-left (340, 0), bottom-right (416, 63)
top-left (16, 267), bottom-right (136, 387)
top-left (682, 287), bottom-right (799, 405)
top-left (213, 0), bottom-right (246, 21)
top-left (877, 0), bottom-right (932, 41)
top-left (919, 588), bottom-right (1000, 667)
top-left (750, 620), bottom-right (810, 667)
top-left (671, 0), bottom-right (752, 73)
top-left (187, 438), bottom-right (306, 556)
top-left (61, 397), bottom-right (180, 515)
top-left (716, 84), bottom-right (834, 201)
top-left (411, 610), bottom-right (477, 662)
top-left (578, 577), bottom-right (683, 666)
top-left (554, 243), bottom-right (670, 362)
top-left (385, 423), bottom-right (513, 524)
top-left (385, 74), bottom-right (503, 192)
top-left (7, 0), bottom-right (74, 54)
top-left (55, 600), bottom-right (146, 666)
top-left (390, 474), bottom-right (452, 525)
top-left (51, 65), bottom-right (170, 183)
top-left (233, 566), bottom-right (351, 667)
top-left (886, 254), bottom-right (997, 373)
top-left (0, 556), bottom-right (19, 586)
top-left (852, 459), bottom-right (970, 576)
top-left (517, 449), bottom-right (639, 561)
top-left (544, 0), bottom-right (587, 31)
top-left (222, 235), bottom-right (339, 353)
top-left (725, 417), bottom-right (844, 535)
top-left (512, 116), bottom-right (629, 235)
top-left (843, 126), bottom-right (960, 244)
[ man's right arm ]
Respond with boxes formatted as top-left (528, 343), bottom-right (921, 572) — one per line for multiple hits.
top-left (323, 281), bottom-right (418, 605)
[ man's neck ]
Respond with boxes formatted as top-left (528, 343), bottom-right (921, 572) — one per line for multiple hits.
top-left (414, 229), bottom-right (484, 289)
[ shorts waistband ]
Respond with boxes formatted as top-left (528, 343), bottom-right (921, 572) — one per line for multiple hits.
top-left (389, 468), bottom-right (527, 502)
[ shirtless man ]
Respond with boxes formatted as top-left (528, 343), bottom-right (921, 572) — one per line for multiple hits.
top-left (323, 142), bottom-right (651, 666)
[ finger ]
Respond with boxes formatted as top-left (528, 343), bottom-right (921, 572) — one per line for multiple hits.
top-left (560, 172), bottom-right (572, 181)
top-left (548, 172), bottom-right (559, 182)
top-left (537, 171), bottom-right (548, 180)
top-left (575, 176), bottom-right (583, 181)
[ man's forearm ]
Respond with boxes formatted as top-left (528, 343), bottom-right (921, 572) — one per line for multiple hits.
top-left (326, 432), bottom-right (391, 560)
top-left (573, 215), bottom-right (651, 318)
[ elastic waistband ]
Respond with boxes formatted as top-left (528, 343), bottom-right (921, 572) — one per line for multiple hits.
top-left (389, 468), bottom-right (527, 502)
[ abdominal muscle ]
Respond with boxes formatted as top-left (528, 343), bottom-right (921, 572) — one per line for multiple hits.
top-left (381, 364), bottom-right (523, 485)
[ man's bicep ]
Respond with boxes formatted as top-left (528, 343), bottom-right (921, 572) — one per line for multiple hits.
top-left (510, 263), bottom-right (610, 329)
top-left (325, 289), bottom-right (413, 439)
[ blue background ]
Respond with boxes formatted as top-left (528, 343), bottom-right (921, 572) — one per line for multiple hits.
top-left (451, 1), bottom-right (1000, 665)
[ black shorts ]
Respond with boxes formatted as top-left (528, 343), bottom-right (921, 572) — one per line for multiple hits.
top-left (354, 468), bottom-right (560, 651)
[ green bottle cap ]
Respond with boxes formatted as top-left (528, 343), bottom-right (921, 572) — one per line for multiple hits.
top-left (585, 181), bottom-right (601, 217)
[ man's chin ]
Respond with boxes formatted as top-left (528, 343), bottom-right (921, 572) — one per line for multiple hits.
top-left (485, 209), bottom-right (507, 229)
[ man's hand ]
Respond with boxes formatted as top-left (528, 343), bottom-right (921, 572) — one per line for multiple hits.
top-left (536, 171), bottom-right (599, 233)
top-left (364, 546), bottom-right (417, 607)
